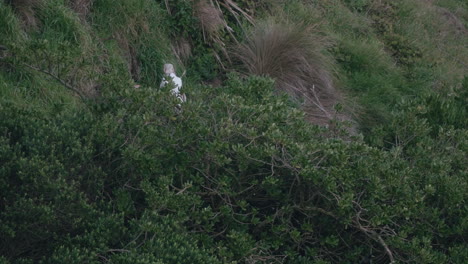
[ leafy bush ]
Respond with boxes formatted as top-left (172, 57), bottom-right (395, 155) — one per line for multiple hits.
top-left (0, 1), bottom-right (467, 264)
top-left (1, 66), bottom-right (467, 264)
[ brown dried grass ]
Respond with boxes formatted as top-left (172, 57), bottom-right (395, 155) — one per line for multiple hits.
top-left (194, 0), bottom-right (224, 38)
top-left (192, 0), bottom-right (233, 67)
top-left (172, 37), bottom-right (192, 63)
top-left (166, 0), bottom-right (255, 67)
top-left (234, 20), bottom-right (349, 126)
top-left (6, 0), bottom-right (42, 29)
top-left (69, 0), bottom-right (93, 21)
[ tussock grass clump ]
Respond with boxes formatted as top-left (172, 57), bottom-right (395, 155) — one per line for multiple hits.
top-left (191, 0), bottom-right (241, 68)
top-left (6, 0), bottom-right (42, 28)
top-left (235, 21), bottom-right (348, 126)
top-left (194, 0), bottom-right (224, 39)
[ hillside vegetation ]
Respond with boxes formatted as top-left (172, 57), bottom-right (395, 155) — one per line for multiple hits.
top-left (0, 0), bottom-right (467, 263)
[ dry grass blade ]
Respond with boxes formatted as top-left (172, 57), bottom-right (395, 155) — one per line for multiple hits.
top-left (172, 37), bottom-right (192, 63)
top-left (234, 20), bottom-right (353, 127)
top-left (165, 0), bottom-right (254, 69)
top-left (192, 0), bottom-right (234, 67)
top-left (195, 0), bottom-right (224, 40)
top-left (113, 31), bottom-right (141, 82)
top-left (6, 0), bottom-right (42, 28)
top-left (221, 0), bottom-right (254, 24)
top-left (69, 0), bottom-right (93, 20)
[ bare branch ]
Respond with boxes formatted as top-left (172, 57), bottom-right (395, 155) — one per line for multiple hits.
top-left (354, 212), bottom-right (395, 263)
top-left (22, 63), bottom-right (87, 100)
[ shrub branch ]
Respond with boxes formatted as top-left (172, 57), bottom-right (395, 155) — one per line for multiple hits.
top-left (22, 63), bottom-right (86, 100)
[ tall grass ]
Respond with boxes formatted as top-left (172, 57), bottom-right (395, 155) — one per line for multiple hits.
top-left (1, 0), bottom-right (466, 132)
top-left (69, 0), bottom-right (93, 20)
top-left (281, 0), bottom-right (467, 131)
top-left (234, 20), bottom-right (348, 126)
top-left (1, 2), bottom-right (80, 109)
top-left (0, 0), bottom-right (172, 110)
top-left (0, 2), bottom-right (25, 44)
top-left (91, 0), bottom-right (172, 86)
top-left (4, 0), bottom-right (42, 28)
top-left (394, 0), bottom-right (468, 87)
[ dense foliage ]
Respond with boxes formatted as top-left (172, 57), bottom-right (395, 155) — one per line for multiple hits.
top-left (1, 75), bottom-right (466, 263)
top-left (0, 0), bottom-right (467, 263)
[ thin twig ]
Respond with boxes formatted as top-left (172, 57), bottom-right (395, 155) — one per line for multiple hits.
top-left (22, 63), bottom-right (86, 100)
top-left (354, 211), bottom-right (395, 263)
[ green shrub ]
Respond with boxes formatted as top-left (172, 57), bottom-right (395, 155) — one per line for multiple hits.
top-left (1, 1), bottom-right (467, 263)
top-left (1, 67), bottom-right (467, 263)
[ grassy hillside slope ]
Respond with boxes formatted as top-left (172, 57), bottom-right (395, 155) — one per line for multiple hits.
top-left (0, 0), bottom-right (467, 263)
